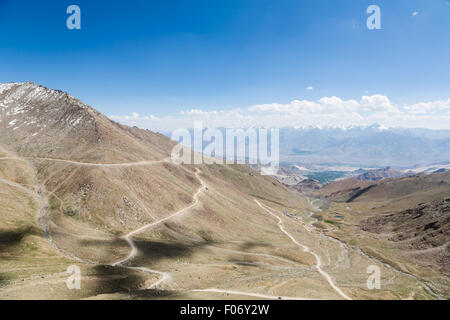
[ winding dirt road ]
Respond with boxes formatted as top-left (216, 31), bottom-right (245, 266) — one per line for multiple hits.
top-left (1, 155), bottom-right (354, 299)
top-left (254, 199), bottom-right (352, 300)
top-left (0, 155), bottom-right (207, 291)
top-left (25, 157), bottom-right (170, 167)
top-left (191, 288), bottom-right (312, 300)
top-left (111, 168), bottom-right (207, 289)
top-left (1, 155), bottom-right (351, 299)
top-left (307, 198), bottom-right (444, 300)
top-left (0, 177), bottom-right (39, 199)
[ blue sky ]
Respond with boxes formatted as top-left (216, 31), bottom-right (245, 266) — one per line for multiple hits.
top-left (0, 0), bottom-right (449, 129)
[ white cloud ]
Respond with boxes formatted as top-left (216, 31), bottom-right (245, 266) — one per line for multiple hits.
top-left (111, 95), bottom-right (450, 131)
top-left (131, 112), bottom-right (139, 119)
top-left (412, 11), bottom-right (419, 16)
top-left (319, 96), bottom-right (360, 112)
top-left (306, 86), bottom-right (314, 91)
top-left (404, 99), bottom-right (450, 114)
top-left (360, 94), bottom-right (399, 113)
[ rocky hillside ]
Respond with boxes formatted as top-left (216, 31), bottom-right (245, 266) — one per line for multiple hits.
top-left (0, 82), bottom-right (172, 162)
top-left (313, 170), bottom-right (450, 204)
top-left (356, 167), bottom-right (408, 181)
top-left (362, 198), bottom-right (450, 273)
top-left (289, 179), bottom-right (321, 194)
top-left (363, 198), bottom-right (450, 249)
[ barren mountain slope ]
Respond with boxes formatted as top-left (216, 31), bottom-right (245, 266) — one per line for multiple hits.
top-left (313, 178), bottom-right (377, 201)
top-left (314, 171), bottom-right (450, 206)
top-left (0, 146), bottom-right (153, 299)
top-left (0, 82), bottom-right (172, 162)
top-left (350, 171), bottom-right (450, 204)
top-left (356, 167), bottom-right (407, 181)
top-left (0, 82), bottom-right (441, 300)
top-left (312, 172), bottom-right (450, 298)
top-left (363, 198), bottom-right (450, 272)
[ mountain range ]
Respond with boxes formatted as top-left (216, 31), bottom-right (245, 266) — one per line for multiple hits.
top-left (167, 124), bottom-right (450, 170)
top-left (279, 126), bottom-right (450, 167)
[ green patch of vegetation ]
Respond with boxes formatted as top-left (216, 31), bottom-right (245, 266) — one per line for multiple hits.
top-left (48, 197), bottom-right (60, 211)
top-left (37, 167), bottom-right (44, 175)
top-left (110, 229), bottom-right (123, 237)
top-left (157, 230), bottom-right (179, 241)
top-left (27, 199), bottom-right (37, 213)
top-left (63, 208), bottom-right (77, 217)
top-left (24, 242), bottom-right (38, 252)
top-left (197, 230), bottom-right (215, 243)
top-left (324, 219), bottom-right (341, 226)
top-left (306, 171), bottom-right (347, 184)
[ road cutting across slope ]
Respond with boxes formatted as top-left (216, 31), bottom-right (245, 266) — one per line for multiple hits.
top-left (1, 154), bottom-right (356, 298)
top-left (25, 156), bottom-right (170, 167)
top-left (1, 159), bottom-right (346, 298)
top-left (0, 155), bottom-right (192, 288)
top-left (191, 288), bottom-right (312, 300)
top-left (0, 177), bottom-right (39, 199)
top-left (254, 199), bottom-right (352, 300)
top-left (111, 168), bottom-right (207, 289)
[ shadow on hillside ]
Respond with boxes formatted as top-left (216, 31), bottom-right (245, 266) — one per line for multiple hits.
top-left (227, 260), bottom-right (260, 268)
top-left (77, 237), bottom-right (129, 248)
top-left (126, 289), bottom-right (184, 299)
top-left (79, 238), bottom-right (213, 296)
top-left (78, 237), bottom-right (213, 264)
top-left (90, 265), bottom-right (145, 295)
top-left (58, 235), bottom-right (129, 263)
top-left (132, 239), bottom-right (212, 264)
top-left (238, 241), bottom-right (272, 251)
top-left (0, 226), bottom-right (44, 288)
top-left (88, 264), bottom-right (187, 298)
top-left (0, 230), bottom-right (27, 246)
top-left (0, 226), bottom-right (42, 249)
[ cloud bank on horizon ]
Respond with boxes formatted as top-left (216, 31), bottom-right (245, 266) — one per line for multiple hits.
top-left (110, 94), bottom-right (450, 132)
